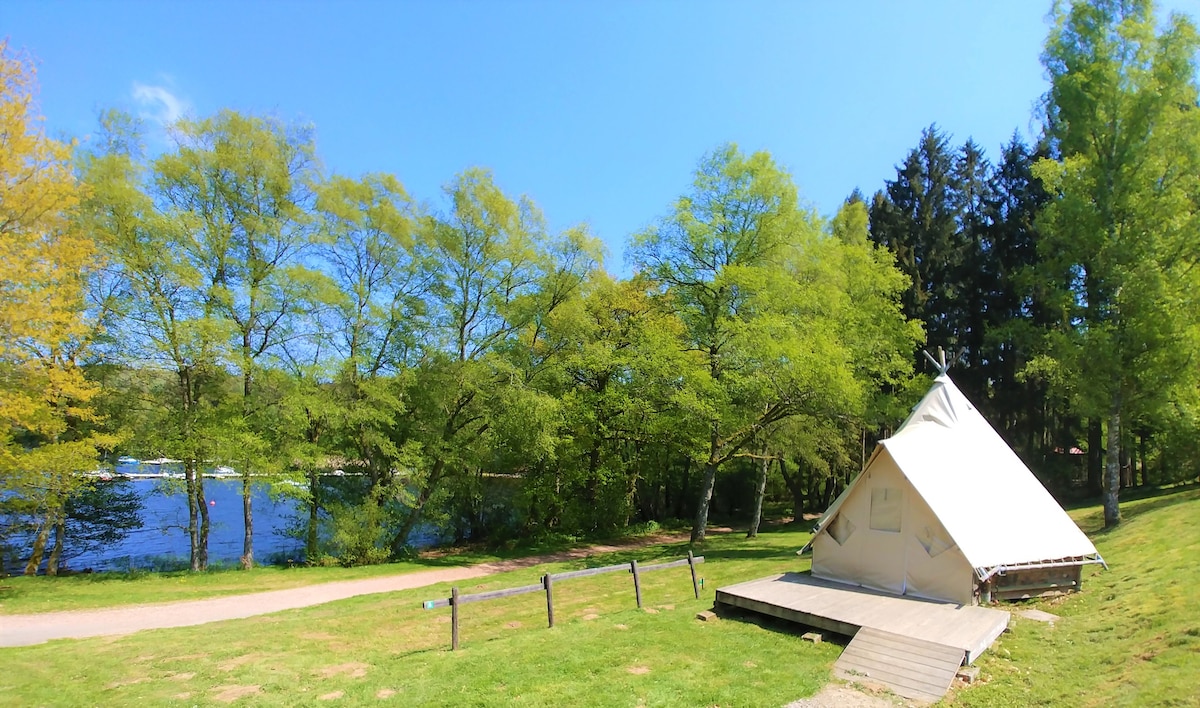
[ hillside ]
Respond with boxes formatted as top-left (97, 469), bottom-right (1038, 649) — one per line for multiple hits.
top-left (953, 486), bottom-right (1200, 706)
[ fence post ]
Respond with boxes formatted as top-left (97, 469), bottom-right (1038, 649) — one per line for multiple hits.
top-left (451, 586), bottom-right (460, 650)
top-left (631, 560), bottom-right (643, 608)
top-left (544, 573), bottom-right (555, 628)
top-left (688, 551), bottom-right (699, 599)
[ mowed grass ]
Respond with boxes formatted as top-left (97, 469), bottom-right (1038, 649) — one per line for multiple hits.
top-left (0, 528), bottom-right (839, 707)
top-left (0, 561), bottom-right (453, 615)
top-left (0, 533), bottom-right (659, 615)
top-left (950, 484), bottom-right (1200, 707)
top-left (5, 487), bottom-right (1200, 706)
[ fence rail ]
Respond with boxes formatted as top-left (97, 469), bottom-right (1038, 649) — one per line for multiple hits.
top-left (422, 551), bottom-right (704, 649)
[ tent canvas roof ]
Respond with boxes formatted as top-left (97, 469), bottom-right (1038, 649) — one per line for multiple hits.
top-left (812, 375), bottom-right (1100, 575)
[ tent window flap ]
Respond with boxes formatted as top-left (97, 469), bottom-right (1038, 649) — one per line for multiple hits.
top-left (827, 514), bottom-right (856, 545)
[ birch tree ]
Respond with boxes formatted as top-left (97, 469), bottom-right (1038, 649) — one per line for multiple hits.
top-left (1037, 0), bottom-right (1200, 527)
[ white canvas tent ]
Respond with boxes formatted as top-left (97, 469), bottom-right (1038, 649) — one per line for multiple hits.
top-left (804, 374), bottom-right (1104, 605)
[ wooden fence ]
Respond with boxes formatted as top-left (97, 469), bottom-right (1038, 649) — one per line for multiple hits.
top-left (422, 551), bottom-right (705, 649)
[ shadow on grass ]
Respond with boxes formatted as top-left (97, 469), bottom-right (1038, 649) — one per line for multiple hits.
top-left (716, 603), bottom-right (851, 648)
top-left (1085, 484), bottom-right (1200, 537)
top-left (1064, 481), bottom-right (1198, 512)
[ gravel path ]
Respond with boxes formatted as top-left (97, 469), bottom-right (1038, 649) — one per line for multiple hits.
top-left (785, 684), bottom-right (909, 707)
top-left (0, 533), bottom-right (697, 647)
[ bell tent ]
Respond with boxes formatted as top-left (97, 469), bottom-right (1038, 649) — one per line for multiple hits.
top-left (804, 374), bottom-right (1104, 605)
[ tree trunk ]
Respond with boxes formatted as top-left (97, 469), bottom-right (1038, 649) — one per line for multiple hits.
top-left (691, 419), bottom-right (724, 544)
top-left (185, 461), bottom-right (201, 571)
top-left (240, 340), bottom-right (254, 571)
top-left (23, 515), bottom-right (52, 576)
top-left (241, 474), bottom-right (254, 569)
top-left (1138, 431), bottom-right (1148, 487)
top-left (306, 468), bottom-right (320, 560)
top-left (675, 457), bottom-right (691, 519)
top-left (1103, 396), bottom-right (1122, 528)
top-left (46, 514), bottom-right (66, 576)
top-left (691, 459), bottom-right (719, 543)
top-left (1119, 438), bottom-right (1132, 489)
top-left (196, 471), bottom-right (210, 570)
top-left (821, 476), bottom-right (836, 508)
top-left (392, 458), bottom-right (446, 553)
top-left (746, 449), bottom-right (770, 538)
top-left (1087, 418), bottom-right (1103, 495)
top-left (778, 457), bottom-right (805, 519)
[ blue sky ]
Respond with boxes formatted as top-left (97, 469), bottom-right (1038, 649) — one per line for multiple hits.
top-left (7, 0), bottom-right (1200, 269)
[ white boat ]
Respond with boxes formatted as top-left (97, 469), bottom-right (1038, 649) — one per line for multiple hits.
top-left (143, 457), bottom-right (182, 465)
top-left (117, 456), bottom-right (140, 465)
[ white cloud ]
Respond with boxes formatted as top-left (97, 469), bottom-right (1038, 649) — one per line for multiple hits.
top-left (132, 82), bottom-right (189, 127)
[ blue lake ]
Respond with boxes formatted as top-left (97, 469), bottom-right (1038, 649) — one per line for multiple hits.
top-left (70, 476), bottom-right (308, 571)
top-left (4, 464), bottom-right (446, 573)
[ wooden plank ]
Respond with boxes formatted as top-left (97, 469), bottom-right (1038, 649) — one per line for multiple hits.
top-left (715, 571), bottom-right (1009, 664)
top-left (850, 631), bottom-right (964, 663)
top-left (834, 628), bottom-right (960, 702)
top-left (451, 586), bottom-right (460, 651)
top-left (688, 551), bottom-right (700, 598)
top-left (854, 628), bottom-right (962, 661)
top-left (833, 665), bottom-right (947, 703)
top-left (834, 664), bottom-right (951, 699)
top-left (639, 556), bottom-right (705, 573)
top-left (848, 636), bottom-right (962, 670)
top-left (549, 563), bottom-right (629, 581)
top-left (840, 645), bottom-right (958, 680)
top-left (714, 592), bottom-right (860, 637)
top-left (631, 559), bottom-right (642, 608)
top-left (458, 582), bottom-right (544, 605)
top-left (849, 633), bottom-right (960, 667)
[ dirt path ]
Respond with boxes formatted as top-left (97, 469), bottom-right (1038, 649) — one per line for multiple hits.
top-left (0, 532), bottom-right (705, 648)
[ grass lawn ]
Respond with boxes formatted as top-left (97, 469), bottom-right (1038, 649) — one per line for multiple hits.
top-left (0, 561), bottom-right (451, 615)
top-left (0, 528), bottom-right (836, 706)
top-left (948, 484), bottom-right (1200, 707)
top-left (2, 487), bottom-right (1199, 706)
top-left (0, 531), bottom-right (669, 615)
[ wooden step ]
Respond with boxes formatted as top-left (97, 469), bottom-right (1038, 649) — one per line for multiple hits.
top-left (833, 627), bottom-right (964, 703)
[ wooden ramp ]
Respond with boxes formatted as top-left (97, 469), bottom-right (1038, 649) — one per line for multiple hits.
top-left (716, 572), bottom-right (1009, 664)
top-left (833, 627), bottom-right (963, 703)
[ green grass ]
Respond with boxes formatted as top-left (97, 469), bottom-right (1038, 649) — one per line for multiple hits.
top-left (0, 561), bottom-right (444, 615)
top-left (0, 528), bottom-right (678, 615)
top-left (0, 527), bottom-right (835, 706)
top-left (951, 484), bottom-right (1200, 707)
top-left (4, 487), bottom-right (1200, 706)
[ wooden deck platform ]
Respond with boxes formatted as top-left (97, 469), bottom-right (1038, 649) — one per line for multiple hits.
top-left (833, 627), bottom-right (964, 703)
top-left (715, 572), bottom-right (1009, 664)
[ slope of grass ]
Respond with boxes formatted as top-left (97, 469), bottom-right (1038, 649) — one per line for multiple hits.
top-left (951, 485), bottom-right (1200, 707)
top-left (0, 526), bottom-right (838, 706)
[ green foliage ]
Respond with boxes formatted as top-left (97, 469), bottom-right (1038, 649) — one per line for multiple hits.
top-left (1037, 0), bottom-right (1200, 524)
top-left (16, 2), bottom-right (1200, 573)
top-left (632, 144), bottom-right (917, 541)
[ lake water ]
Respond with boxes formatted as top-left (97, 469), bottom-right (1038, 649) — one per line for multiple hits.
top-left (66, 475), bottom-right (307, 571)
top-left (6, 463), bottom-right (440, 573)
